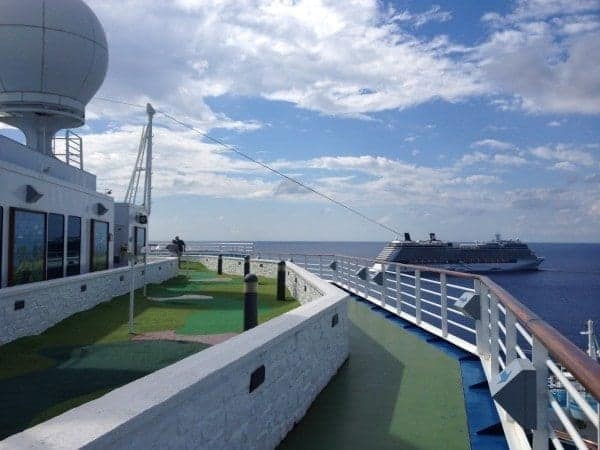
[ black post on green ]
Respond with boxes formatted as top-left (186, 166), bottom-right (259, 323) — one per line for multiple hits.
top-left (277, 261), bottom-right (286, 301)
top-left (244, 273), bottom-right (258, 330)
top-left (217, 254), bottom-right (223, 275)
top-left (244, 255), bottom-right (251, 276)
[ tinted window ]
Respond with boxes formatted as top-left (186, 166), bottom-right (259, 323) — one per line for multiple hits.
top-left (10, 209), bottom-right (46, 286)
top-left (47, 213), bottom-right (65, 280)
top-left (90, 220), bottom-right (109, 272)
top-left (67, 216), bottom-right (81, 276)
top-left (134, 227), bottom-right (146, 256)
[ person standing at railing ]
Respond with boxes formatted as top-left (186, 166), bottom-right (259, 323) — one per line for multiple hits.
top-left (172, 236), bottom-right (186, 268)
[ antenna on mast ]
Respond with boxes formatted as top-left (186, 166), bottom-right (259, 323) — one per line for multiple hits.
top-left (124, 103), bottom-right (155, 214)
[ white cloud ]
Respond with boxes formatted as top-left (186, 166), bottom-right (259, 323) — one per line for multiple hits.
top-left (493, 154), bottom-right (528, 166)
top-left (471, 139), bottom-right (515, 150)
top-left (463, 174), bottom-right (501, 185)
top-left (85, 0), bottom-right (484, 121)
top-left (390, 5), bottom-right (453, 28)
top-left (458, 151), bottom-right (527, 167)
top-left (478, 2), bottom-right (600, 114)
top-left (530, 144), bottom-right (596, 167)
top-left (552, 161), bottom-right (578, 171)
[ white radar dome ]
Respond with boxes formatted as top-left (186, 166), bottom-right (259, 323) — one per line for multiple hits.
top-left (0, 0), bottom-right (108, 153)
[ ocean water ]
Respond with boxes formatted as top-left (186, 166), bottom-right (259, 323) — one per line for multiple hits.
top-left (249, 241), bottom-right (599, 351)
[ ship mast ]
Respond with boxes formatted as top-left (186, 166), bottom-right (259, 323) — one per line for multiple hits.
top-left (124, 103), bottom-right (155, 214)
top-left (580, 319), bottom-right (599, 361)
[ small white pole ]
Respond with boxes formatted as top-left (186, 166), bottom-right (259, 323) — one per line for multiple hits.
top-left (128, 252), bottom-right (136, 334)
top-left (143, 226), bottom-right (148, 297)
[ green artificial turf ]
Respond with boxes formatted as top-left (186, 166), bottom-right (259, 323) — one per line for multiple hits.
top-left (0, 262), bottom-right (299, 439)
top-left (278, 299), bottom-right (470, 450)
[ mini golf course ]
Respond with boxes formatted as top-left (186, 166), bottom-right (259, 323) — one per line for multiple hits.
top-left (0, 261), bottom-right (299, 439)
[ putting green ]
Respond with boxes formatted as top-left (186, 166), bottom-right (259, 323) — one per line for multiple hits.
top-left (0, 262), bottom-right (299, 440)
top-left (0, 341), bottom-right (205, 440)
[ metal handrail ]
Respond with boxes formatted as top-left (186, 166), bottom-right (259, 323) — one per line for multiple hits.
top-left (481, 276), bottom-right (600, 401)
top-left (337, 254), bottom-right (600, 401)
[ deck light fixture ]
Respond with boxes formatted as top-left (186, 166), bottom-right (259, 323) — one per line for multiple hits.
top-left (490, 358), bottom-right (537, 429)
top-left (25, 185), bottom-right (43, 203)
top-left (356, 267), bottom-right (368, 280)
top-left (454, 292), bottom-right (481, 320)
top-left (372, 271), bottom-right (384, 285)
top-left (96, 203), bottom-right (109, 215)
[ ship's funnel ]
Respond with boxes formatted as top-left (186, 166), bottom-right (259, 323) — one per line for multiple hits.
top-left (404, 233), bottom-right (411, 241)
top-left (429, 233), bottom-right (436, 241)
top-left (0, 0), bottom-right (108, 154)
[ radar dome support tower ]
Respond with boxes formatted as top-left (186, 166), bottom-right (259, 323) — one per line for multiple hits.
top-left (124, 103), bottom-right (155, 215)
top-left (0, 0), bottom-right (109, 154)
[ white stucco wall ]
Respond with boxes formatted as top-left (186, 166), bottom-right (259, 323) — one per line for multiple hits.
top-left (190, 255), bottom-right (323, 305)
top-left (0, 154), bottom-right (115, 287)
top-left (1, 262), bottom-right (349, 450)
top-left (0, 257), bottom-right (178, 344)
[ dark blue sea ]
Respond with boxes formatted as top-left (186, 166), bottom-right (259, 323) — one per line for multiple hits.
top-left (250, 241), bottom-right (599, 351)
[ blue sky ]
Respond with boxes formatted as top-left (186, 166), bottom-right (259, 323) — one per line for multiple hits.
top-left (3, 0), bottom-right (599, 242)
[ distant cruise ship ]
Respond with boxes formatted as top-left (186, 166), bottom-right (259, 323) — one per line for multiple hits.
top-left (376, 233), bottom-right (544, 273)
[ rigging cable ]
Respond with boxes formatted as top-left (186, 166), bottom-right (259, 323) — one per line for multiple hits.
top-left (95, 96), bottom-right (402, 236)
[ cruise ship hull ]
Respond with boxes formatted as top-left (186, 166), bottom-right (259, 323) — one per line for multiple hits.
top-left (427, 257), bottom-right (544, 273)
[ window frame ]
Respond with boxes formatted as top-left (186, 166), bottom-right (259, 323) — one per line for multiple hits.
top-left (46, 213), bottom-right (65, 280)
top-left (8, 207), bottom-right (47, 287)
top-left (134, 226), bottom-right (146, 256)
top-left (90, 219), bottom-right (109, 272)
top-left (66, 215), bottom-right (82, 277)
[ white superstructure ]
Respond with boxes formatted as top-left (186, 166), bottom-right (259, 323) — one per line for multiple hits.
top-left (0, 0), bottom-right (131, 287)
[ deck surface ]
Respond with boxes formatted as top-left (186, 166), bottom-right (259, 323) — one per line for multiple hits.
top-left (279, 298), bottom-right (470, 450)
top-left (0, 262), bottom-right (298, 440)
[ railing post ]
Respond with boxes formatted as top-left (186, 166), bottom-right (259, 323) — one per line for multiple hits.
top-left (319, 255), bottom-right (323, 278)
top-left (474, 279), bottom-right (484, 356)
top-left (490, 292), bottom-right (500, 377)
top-left (65, 130), bottom-right (71, 165)
top-left (440, 273), bottom-right (448, 338)
top-left (505, 310), bottom-right (517, 364)
top-left (396, 266), bottom-right (402, 315)
top-left (415, 269), bottom-right (421, 324)
top-left (304, 254), bottom-right (308, 269)
top-left (217, 254), bottom-right (223, 275)
top-left (355, 258), bottom-right (361, 293)
top-left (477, 281), bottom-right (491, 358)
top-left (532, 338), bottom-right (549, 450)
top-left (380, 263), bottom-right (386, 307)
top-left (364, 261), bottom-right (370, 299)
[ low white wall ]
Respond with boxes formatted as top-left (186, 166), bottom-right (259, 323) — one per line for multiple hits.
top-left (0, 258), bottom-right (178, 344)
top-left (191, 255), bottom-right (323, 304)
top-left (2, 262), bottom-right (349, 450)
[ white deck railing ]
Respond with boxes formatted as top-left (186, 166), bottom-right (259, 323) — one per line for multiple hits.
top-left (251, 252), bottom-right (599, 450)
top-left (151, 242), bottom-right (255, 257)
